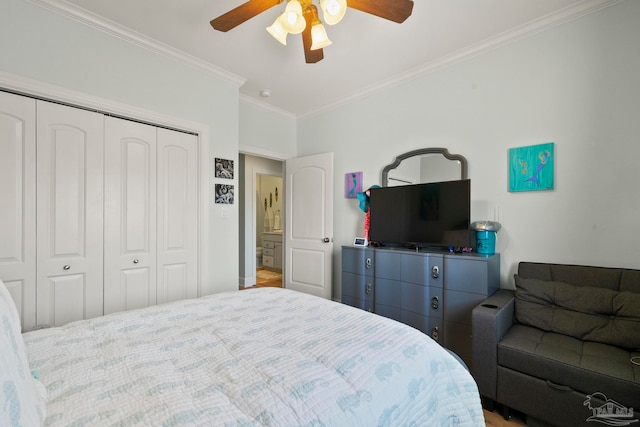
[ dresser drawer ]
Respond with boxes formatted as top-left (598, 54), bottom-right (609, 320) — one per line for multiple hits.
top-left (263, 241), bottom-right (275, 249)
top-left (263, 256), bottom-right (274, 267)
top-left (263, 248), bottom-right (274, 257)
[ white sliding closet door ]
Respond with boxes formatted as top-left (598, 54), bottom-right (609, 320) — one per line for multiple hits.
top-left (104, 117), bottom-right (157, 314)
top-left (156, 128), bottom-right (198, 303)
top-left (36, 101), bottom-right (104, 327)
top-left (0, 92), bottom-right (37, 330)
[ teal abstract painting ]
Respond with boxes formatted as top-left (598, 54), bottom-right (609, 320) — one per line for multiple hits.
top-left (509, 142), bottom-right (554, 192)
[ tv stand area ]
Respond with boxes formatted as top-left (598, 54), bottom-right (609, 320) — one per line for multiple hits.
top-left (341, 245), bottom-right (499, 370)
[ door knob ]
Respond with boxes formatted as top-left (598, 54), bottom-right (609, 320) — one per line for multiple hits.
top-left (63, 265), bottom-right (71, 270)
top-left (322, 237), bottom-right (330, 243)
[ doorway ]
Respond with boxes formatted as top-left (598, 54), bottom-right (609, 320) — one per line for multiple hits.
top-left (239, 154), bottom-right (284, 289)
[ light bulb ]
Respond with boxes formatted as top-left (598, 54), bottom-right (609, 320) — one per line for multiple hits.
top-left (310, 23), bottom-right (332, 50)
top-left (280, 0), bottom-right (306, 34)
top-left (267, 18), bottom-right (288, 45)
top-left (320, 0), bottom-right (347, 25)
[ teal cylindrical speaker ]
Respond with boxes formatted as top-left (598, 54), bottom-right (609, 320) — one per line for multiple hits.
top-left (471, 221), bottom-right (501, 255)
top-left (475, 230), bottom-right (496, 255)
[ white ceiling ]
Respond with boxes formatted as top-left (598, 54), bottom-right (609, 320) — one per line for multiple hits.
top-left (41, 0), bottom-right (616, 117)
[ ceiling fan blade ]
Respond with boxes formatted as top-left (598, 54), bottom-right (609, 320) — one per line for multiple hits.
top-left (347, 0), bottom-right (414, 23)
top-left (211, 0), bottom-right (283, 32)
top-left (302, 7), bottom-right (323, 63)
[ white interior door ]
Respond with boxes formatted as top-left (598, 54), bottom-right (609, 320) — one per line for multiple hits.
top-left (0, 92), bottom-right (36, 330)
top-left (104, 117), bottom-right (157, 314)
top-left (36, 101), bottom-right (104, 327)
top-left (285, 152), bottom-right (333, 299)
top-left (156, 128), bottom-right (198, 304)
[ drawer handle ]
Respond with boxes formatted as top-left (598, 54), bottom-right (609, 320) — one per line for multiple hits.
top-left (431, 296), bottom-right (439, 309)
top-left (133, 259), bottom-right (139, 264)
top-left (431, 326), bottom-right (439, 341)
top-left (432, 265), bottom-right (440, 279)
top-left (365, 283), bottom-right (372, 295)
top-left (545, 380), bottom-right (573, 392)
top-left (63, 265), bottom-right (71, 271)
top-left (365, 258), bottom-right (372, 269)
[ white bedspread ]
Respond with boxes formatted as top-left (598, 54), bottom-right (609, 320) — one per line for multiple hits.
top-left (24, 288), bottom-right (484, 426)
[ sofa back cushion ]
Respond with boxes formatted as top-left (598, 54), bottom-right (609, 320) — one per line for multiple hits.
top-left (514, 275), bottom-right (640, 350)
top-left (517, 261), bottom-right (640, 293)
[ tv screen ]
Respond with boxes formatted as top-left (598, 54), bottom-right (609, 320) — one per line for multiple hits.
top-left (369, 179), bottom-right (471, 249)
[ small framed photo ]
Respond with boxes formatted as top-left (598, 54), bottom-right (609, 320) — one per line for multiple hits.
top-left (345, 171), bottom-right (363, 198)
top-left (214, 158), bottom-right (234, 179)
top-left (215, 184), bottom-right (234, 204)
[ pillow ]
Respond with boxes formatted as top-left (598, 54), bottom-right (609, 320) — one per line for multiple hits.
top-left (0, 279), bottom-right (47, 427)
top-left (514, 275), bottom-right (640, 350)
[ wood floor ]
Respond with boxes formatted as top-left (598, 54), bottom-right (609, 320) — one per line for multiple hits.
top-left (484, 409), bottom-right (527, 426)
top-left (239, 268), bottom-right (282, 290)
top-left (240, 271), bottom-right (526, 426)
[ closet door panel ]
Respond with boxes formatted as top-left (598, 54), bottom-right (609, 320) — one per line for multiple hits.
top-left (41, 274), bottom-right (86, 327)
top-left (36, 101), bottom-right (104, 327)
top-left (157, 129), bottom-right (198, 303)
top-left (0, 92), bottom-right (36, 330)
top-left (104, 117), bottom-right (157, 314)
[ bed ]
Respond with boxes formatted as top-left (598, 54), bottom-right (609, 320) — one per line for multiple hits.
top-left (1, 279), bottom-right (484, 426)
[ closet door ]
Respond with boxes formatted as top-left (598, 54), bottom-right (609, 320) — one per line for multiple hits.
top-left (0, 92), bottom-right (36, 330)
top-left (36, 101), bottom-right (104, 327)
top-left (104, 117), bottom-right (157, 314)
top-left (156, 128), bottom-right (198, 303)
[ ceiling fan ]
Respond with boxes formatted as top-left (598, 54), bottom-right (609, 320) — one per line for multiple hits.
top-left (210, 0), bottom-right (414, 63)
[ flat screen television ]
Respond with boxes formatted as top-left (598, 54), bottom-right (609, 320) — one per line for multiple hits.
top-left (369, 179), bottom-right (471, 249)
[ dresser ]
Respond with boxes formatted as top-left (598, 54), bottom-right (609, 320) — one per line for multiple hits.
top-left (341, 246), bottom-right (500, 369)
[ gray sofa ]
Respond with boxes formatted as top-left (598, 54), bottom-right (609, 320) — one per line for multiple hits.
top-left (472, 262), bottom-right (640, 427)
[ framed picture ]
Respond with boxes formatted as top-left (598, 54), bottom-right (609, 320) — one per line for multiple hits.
top-left (509, 142), bottom-right (555, 192)
top-left (345, 172), bottom-right (363, 198)
top-left (215, 184), bottom-right (234, 204)
top-left (214, 158), bottom-right (234, 179)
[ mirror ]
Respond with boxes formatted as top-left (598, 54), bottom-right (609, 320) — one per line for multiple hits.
top-left (381, 148), bottom-right (468, 187)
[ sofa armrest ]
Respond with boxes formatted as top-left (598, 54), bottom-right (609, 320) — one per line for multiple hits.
top-left (471, 289), bottom-right (515, 401)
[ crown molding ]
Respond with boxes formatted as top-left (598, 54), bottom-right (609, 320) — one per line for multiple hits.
top-left (299, 0), bottom-right (622, 119)
top-left (240, 94), bottom-right (297, 120)
top-left (25, 0), bottom-right (622, 119)
top-left (25, 0), bottom-right (246, 87)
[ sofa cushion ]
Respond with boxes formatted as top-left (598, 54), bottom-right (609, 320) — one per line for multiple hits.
top-left (498, 324), bottom-right (640, 406)
top-left (514, 275), bottom-right (640, 350)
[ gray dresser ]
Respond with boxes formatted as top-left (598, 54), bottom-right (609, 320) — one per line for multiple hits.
top-left (341, 245), bottom-right (500, 369)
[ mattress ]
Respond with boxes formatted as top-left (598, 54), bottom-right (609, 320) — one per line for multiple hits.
top-left (23, 287), bottom-right (484, 426)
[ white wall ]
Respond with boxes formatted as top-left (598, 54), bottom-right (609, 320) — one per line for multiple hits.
top-left (240, 100), bottom-right (297, 157)
top-left (0, 0), bottom-right (241, 294)
top-left (238, 100), bottom-right (294, 287)
top-left (297, 0), bottom-right (640, 295)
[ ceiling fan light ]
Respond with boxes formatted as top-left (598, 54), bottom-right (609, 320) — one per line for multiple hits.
top-left (280, 0), bottom-right (306, 34)
top-left (267, 18), bottom-right (288, 45)
top-left (320, 0), bottom-right (347, 25)
top-left (310, 23), bottom-right (332, 50)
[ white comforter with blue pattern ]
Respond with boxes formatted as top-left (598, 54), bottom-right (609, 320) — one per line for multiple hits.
top-left (24, 288), bottom-right (483, 426)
